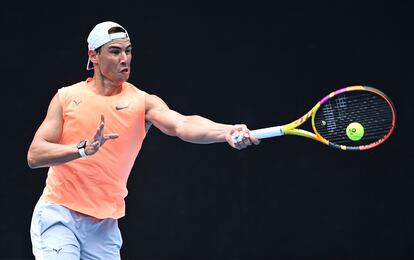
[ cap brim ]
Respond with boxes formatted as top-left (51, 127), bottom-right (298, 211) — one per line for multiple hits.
top-left (86, 58), bottom-right (93, 70)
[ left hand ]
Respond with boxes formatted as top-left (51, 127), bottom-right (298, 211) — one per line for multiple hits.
top-left (226, 124), bottom-right (260, 150)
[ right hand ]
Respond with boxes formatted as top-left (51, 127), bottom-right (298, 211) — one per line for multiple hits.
top-left (85, 114), bottom-right (119, 156)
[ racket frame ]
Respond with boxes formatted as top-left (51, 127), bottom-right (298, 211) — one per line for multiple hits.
top-left (249, 85), bottom-right (396, 151)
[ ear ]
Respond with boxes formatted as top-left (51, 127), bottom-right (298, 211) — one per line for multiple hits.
top-left (88, 49), bottom-right (99, 66)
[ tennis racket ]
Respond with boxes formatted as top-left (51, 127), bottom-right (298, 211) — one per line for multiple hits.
top-left (233, 85), bottom-right (396, 151)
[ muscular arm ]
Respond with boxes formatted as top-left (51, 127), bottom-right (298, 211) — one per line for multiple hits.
top-left (145, 94), bottom-right (259, 147)
top-left (27, 93), bottom-right (80, 168)
top-left (27, 94), bottom-right (118, 169)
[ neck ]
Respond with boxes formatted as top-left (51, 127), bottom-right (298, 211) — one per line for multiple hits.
top-left (89, 74), bottom-right (124, 96)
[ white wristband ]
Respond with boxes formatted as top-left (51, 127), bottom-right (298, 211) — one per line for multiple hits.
top-left (79, 148), bottom-right (87, 158)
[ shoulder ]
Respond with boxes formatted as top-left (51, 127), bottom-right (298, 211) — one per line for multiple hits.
top-left (145, 93), bottom-right (168, 109)
top-left (123, 82), bottom-right (146, 96)
top-left (56, 80), bottom-right (88, 106)
top-left (58, 80), bottom-right (87, 96)
top-left (123, 82), bottom-right (167, 109)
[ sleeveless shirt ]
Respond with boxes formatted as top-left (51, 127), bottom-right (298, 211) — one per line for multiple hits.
top-left (41, 78), bottom-right (147, 219)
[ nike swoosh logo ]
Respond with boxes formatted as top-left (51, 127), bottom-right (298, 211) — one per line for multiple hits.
top-left (116, 105), bottom-right (129, 110)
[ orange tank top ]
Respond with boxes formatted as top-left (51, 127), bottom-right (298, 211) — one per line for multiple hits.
top-left (41, 78), bottom-right (147, 219)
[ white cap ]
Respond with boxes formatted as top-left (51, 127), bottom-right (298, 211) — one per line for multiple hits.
top-left (86, 21), bottom-right (130, 70)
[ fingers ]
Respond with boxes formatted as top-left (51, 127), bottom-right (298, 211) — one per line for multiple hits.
top-left (104, 133), bottom-right (119, 140)
top-left (91, 140), bottom-right (101, 150)
top-left (229, 125), bottom-right (260, 150)
top-left (232, 133), bottom-right (251, 150)
top-left (93, 116), bottom-right (105, 140)
top-left (250, 134), bottom-right (260, 145)
top-left (86, 114), bottom-right (119, 156)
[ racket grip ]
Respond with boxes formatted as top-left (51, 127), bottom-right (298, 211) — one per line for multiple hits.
top-left (232, 126), bottom-right (283, 143)
top-left (250, 126), bottom-right (284, 139)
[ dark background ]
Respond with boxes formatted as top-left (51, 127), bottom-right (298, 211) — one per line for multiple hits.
top-left (1, 1), bottom-right (413, 259)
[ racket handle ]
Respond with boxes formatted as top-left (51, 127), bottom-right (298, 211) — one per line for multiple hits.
top-left (250, 126), bottom-right (284, 139)
top-left (232, 126), bottom-right (283, 143)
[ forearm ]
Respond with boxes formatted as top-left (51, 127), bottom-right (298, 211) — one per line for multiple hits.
top-left (175, 115), bottom-right (233, 144)
top-left (27, 140), bottom-right (80, 169)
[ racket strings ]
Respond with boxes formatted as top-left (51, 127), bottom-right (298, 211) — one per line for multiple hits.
top-left (314, 91), bottom-right (394, 146)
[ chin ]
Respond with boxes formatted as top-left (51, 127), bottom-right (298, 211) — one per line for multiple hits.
top-left (118, 73), bottom-right (130, 82)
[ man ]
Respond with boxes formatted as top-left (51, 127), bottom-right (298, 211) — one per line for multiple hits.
top-left (27, 21), bottom-right (259, 259)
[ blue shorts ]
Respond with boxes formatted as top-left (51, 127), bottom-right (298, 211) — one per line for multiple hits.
top-left (30, 199), bottom-right (123, 260)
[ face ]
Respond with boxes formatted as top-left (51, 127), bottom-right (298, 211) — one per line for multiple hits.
top-left (94, 38), bottom-right (132, 83)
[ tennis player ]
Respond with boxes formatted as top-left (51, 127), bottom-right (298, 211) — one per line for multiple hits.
top-left (27, 21), bottom-right (259, 259)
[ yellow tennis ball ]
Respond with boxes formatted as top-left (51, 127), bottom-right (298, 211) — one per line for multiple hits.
top-left (346, 122), bottom-right (364, 141)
